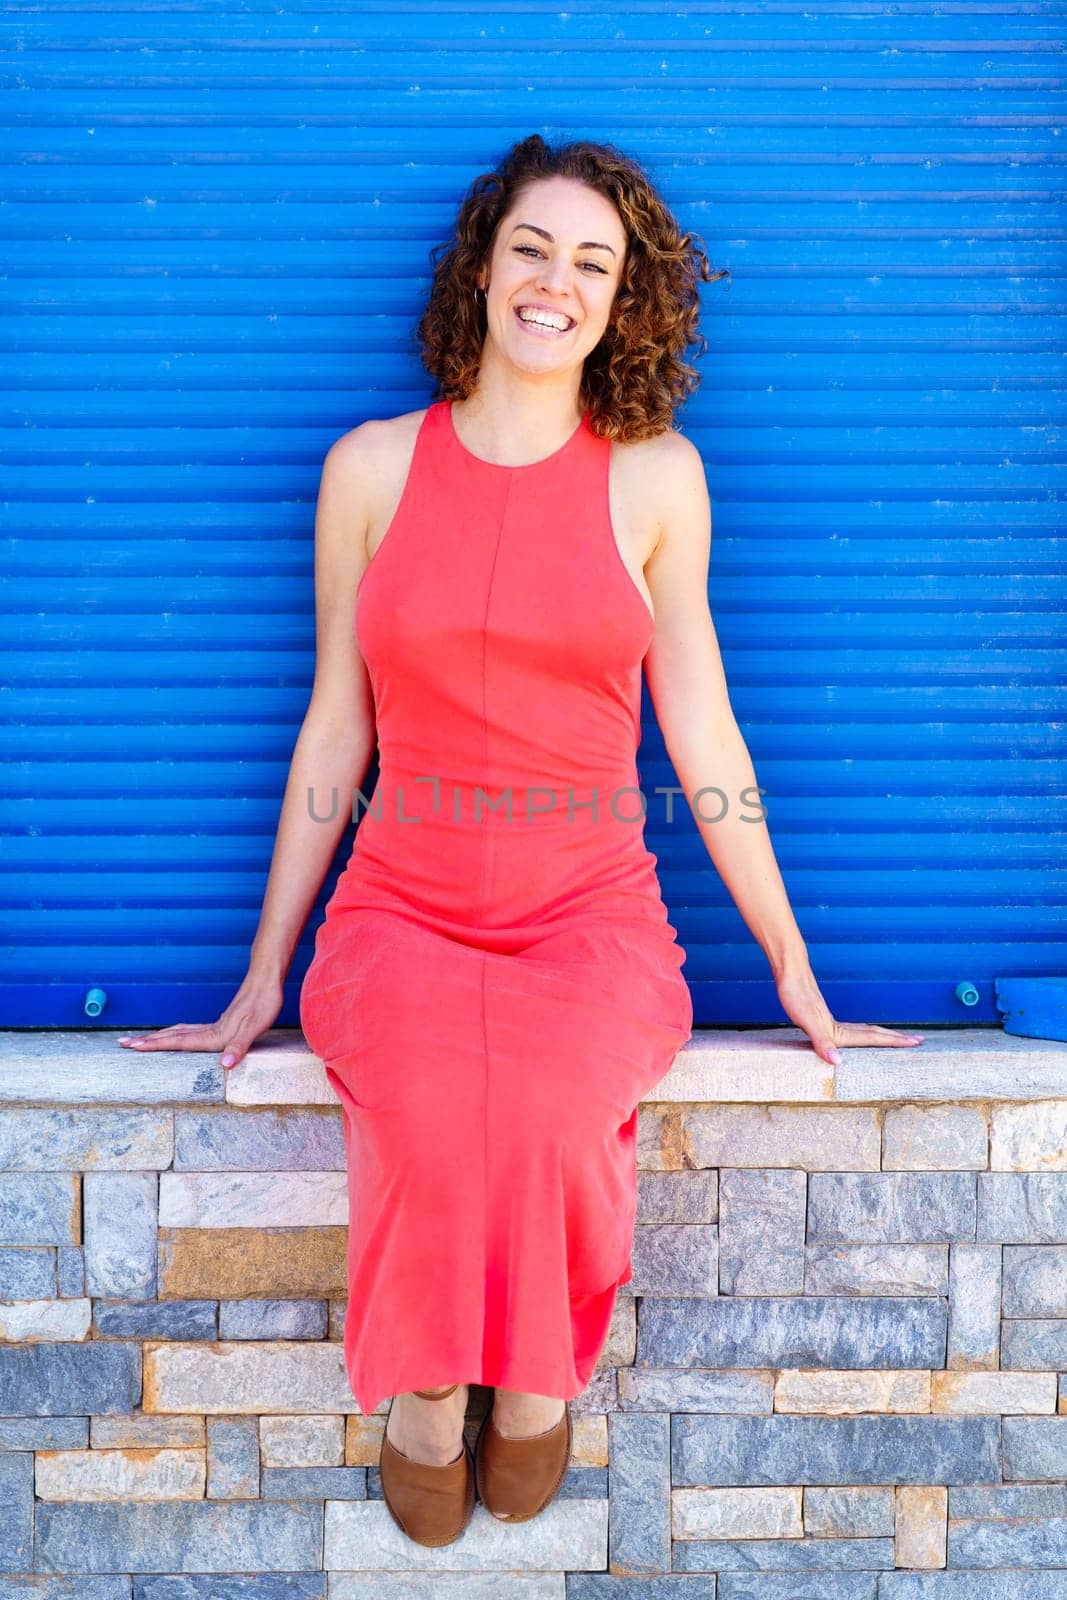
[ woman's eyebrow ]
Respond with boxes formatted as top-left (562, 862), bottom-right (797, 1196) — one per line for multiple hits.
top-left (509, 222), bottom-right (617, 257)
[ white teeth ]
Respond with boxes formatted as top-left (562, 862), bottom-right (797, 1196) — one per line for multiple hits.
top-left (517, 308), bottom-right (572, 332)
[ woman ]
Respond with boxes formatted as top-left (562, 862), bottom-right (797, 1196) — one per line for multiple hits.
top-left (118, 134), bottom-right (924, 1547)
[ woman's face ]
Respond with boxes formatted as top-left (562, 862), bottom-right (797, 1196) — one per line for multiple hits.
top-left (477, 176), bottom-right (627, 381)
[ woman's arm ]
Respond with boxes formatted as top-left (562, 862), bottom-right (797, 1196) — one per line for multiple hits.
top-left (118, 423), bottom-right (383, 1068)
top-left (642, 431), bottom-right (924, 1063)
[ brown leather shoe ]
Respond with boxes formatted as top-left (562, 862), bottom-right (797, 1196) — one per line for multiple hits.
top-left (380, 1383), bottom-right (475, 1547)
top-left (474, 1399), bottom-right (572, 1522)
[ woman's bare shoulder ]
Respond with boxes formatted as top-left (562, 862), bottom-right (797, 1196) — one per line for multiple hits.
top-left (325, 405), bottom-right (432, 481)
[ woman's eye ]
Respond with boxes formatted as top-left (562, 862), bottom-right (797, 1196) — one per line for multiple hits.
top-left (513, 245), bottom-right (606, 273)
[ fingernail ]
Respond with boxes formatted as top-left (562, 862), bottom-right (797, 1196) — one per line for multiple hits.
top-left (828, 1048), bottom-right (842, 1065)
top-left (221, 1053), bottom-right (236, 1069)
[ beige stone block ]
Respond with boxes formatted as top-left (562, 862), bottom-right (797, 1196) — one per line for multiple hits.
top-left (637, 1105), bottom-right (684, 1171)
top-left (90, 1414), bottom-right (206, 1449)
top-left (227, 1049), bottom-right (339, 1106)
top-left (931, 1371), bottom-right (1058, 1413)
top-left (158, 1172), bottom-right (348, 1229)
top-left (895, 1485), bottom-right (947, 1569)
top-left (260, 1414), bottom-right (344, 1468)
top-left (774, 1369), bottom-right (931, 1414)
top-left (684, 1105), bottom-right (880, 1170)
top-left (0, 1298), bottom-right (90, 1342)
top-left (883, 1104), bottom-right (987, 1170)
top-left (673, 1485), bottom-right (802, 1540)
top-left (35, 1447), bottom-right (206, 1501)
top-left (157, 1227), bottom-right (348, 1300)
top-left (144, 1341), bottom-right (357, 1414)
top-left (990, 1101), bottom-right (1067, 1171)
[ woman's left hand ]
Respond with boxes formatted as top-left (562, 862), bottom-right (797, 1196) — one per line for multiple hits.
top-left (774, 966), bottom-right (925, 1066)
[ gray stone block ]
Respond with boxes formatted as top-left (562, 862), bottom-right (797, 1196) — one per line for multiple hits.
top-left (1002, 1318), bottom-right (1067, 1369)
top-left (0, 1175), bottom-right (77, 1246)
top-left (174, 1110), bottom-right (344, 1171)
top-left (674, 1536), bottom-right (895, 1570)
top-left (950, 1484), bottom-right (1067, 1517)
top-left (946, 1244), bottom-right (1001, 1369)
top-left (1002, 1244), bottom-right (1067, 1315)
top-left (0, 1246), bottom-right (54, 1299)
top-left (630, 1224), bottom-right (718, 1296)
top-left (637, 1295), bottom-right (946, 1369)
top-left (718, 1579), bottom-right (878, 1600)
top-left (0, 1417), bottom-right (87, 1449)
top-left (260, 1467), bottom-right (366, 1499)
top-left (808, 1173), bottom-right (976, 1242)
top-left (0, 1344), bottom-right (140, 1415)
top-left (977, 1173), bottom-right (1067, 1241)
top-left (207, 1417), bottom-right (260, 1499)
top-left (671, 1415), bottom-right (999, 1486)
top-left (0, 1454), bottom-right (32, 1573)
top-left (0, 1109), bottom-right (172, 1171)
top-left (607, 1412), bottom-right (669, 1574)
top-left (879, 1578), bottom-right (1067, 1598)
top-left (218, 1301), bottom-right (327, 1340)
top-left (0, 1581), bottom-right (132, 1599)
top-left (617, 1368), bottom-right (773, 1412)
top-left (803, 1485), bottom-right (895, 1536)
top-left (1003, 1417), bottom-right (1067, 1481)
top-left (636, 1169), bottom-right (718, 1223)
top-left (883, 1104), bottom-right (988, 1170)
top-left (135, 1582), bottom-right (326, 1600)
top-left (948, 1513), bottom-right (1067, 1566)
top-left (0, 1036), bottom-right (223, 1104)
top-left (35, 1502), bottom-right (322, 1573)
top-left (719, 1169), bottom-right (806, 1295)
top-left (570, 1581), bottom-right (716, 1600)
top-left (805, 1245), bottom-right (947, 1296)
top-left (56, 1247), bottom-right (83, 1298)
top-left (84, 1172), bottom-right (158, 1299)
top-left (93, 1301), bottom-right (217, 1340)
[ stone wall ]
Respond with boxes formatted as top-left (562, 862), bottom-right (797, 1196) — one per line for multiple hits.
top-left (0, 1026), bottom-right (1064, 1597)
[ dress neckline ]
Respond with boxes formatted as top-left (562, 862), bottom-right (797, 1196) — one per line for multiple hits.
top-left (445, 398), bottom-right (590, 471)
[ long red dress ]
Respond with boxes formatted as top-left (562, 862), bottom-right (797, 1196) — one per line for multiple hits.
top-left (298, 397), bottom-right (693, 1416)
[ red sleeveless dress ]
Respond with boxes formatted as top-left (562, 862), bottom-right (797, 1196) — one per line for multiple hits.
top-left (299, 397), bottom-right (693, 1416)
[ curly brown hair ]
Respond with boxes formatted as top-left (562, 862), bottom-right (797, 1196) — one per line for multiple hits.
top-left (415, 133), bottom-right (730, 441)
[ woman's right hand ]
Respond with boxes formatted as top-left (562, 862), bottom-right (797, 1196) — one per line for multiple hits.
top-left (116, 972), bottom-right (285, 1072)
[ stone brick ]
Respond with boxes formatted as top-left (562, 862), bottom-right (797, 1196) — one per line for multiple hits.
top-left (158, 1229), bottom-right (348, 1300)
top-left (630, 1224), bottom-right (717, 1296)
top-left (946, 1244), bottom-right (1001, 1370)
top-left (0, 1247), bottom-right (55, 1299)
top-left (636, 1168), bottom-right (718, 1223)
top-left (93, 1301), bottom-right (217, 1341)
top-left (1002, 1318), bottom-right (1067, 1369)
top-left (685, 1106), bottom-right (880, 1170)
top-left (932, 1371), bottom-right (1057, 1413)
top-left (0, 1580), bottom-right (132, 1599)
top-left (895, 1485), bottom-right (947, 1569)
top-left (35, 1448), bottom-right (206, 1502)
top-left (804, 1485), bottom-right (895, 1537)
top-left (1002, 1244), bottom-right (1067, 1315)
top-left (716, 1568), bottom-right (876, 1593)
top-left (144, 1342), bottom-right (356, 1414)
top-left (56, 1247), bottom-right (83, 1298)
top-left (91, 1415), bottom-right (206, 1449)
top-left (0, 1453), bottom-right (32, 1573)
top-left (84, 1173), bottom-right (157, 1299)
top-left (808, 1173), bottom-right (976, 1242)
top-left (0, 1175), bottom-right (78, 1246)
top-left (173, 1109), bottom-right (345, 1171)
top-left (950, 1484), bottom-right (1067, 1517)
top-left (0, 1418), bottom-right (87, 1449)
top-left (977, 1173), bottom-right (1067, 1241)
top-left (333, 1582), bottom-right (556, 1599)
top-left (617, 1368), bottom-right (774, 1413)
top-left (0, 1344), bottom-right (140, 1415)
top-left (134, 1582), bottom-right (325, 1600)
top-left (607, 1412), bottom-right (668, 1574)
top-left (948, 1511), bottom-right (1067, 1567)
top-left (0, 1298), bottom-right (90, 1342)
top-left (672, 1485), bottom-right (801, 1539)
top-left (259, 1415), bottom-right (344, 1469)
top-left (327, 1300), bottom-right (345, 1340)
top-left (775, 1370), bottom-right (931, 1414)
top-left (637, 1294), bottom-right (946, 1369)
top-left (0, 1038), bottom-right (222, 1105)
top-left (880, 1578), bottom-right (1067, 1599)
top-left (261, 1466), bottom-right (366, 1499)
top-left (0, 1109), bottom-right (172, 1171)
top-left (883, 1105), bottom-right (987, 1171)
top-left (676, 1539), bottom-right (892, 1574)
top-left (323, 1496), bottom-right (606, 1570)
top-left (805, 1245), bottom-right (947, 1296)
top-left (34, 1501), bottom-right (322, 1573)
top-left (671, 1414), bottom-right (999, 1486)
top-left (227, 1055), bottom-right (338, 1107)
top-left (989, 1100), bottom-right (1067, 1170)
top-left (207, 1417), bottom-right (259, 1499)
top-left (719, 1168), bottom-right (805, 1294)
top-left (158, 1173), bottom-right (347, 1230)
top-left (637, 1104), bottom-right (684, 1171)
top-left (1002, 1417), bottom-right (1067, 1481)
top-left (219, 1300), bottom-right (327, 1341)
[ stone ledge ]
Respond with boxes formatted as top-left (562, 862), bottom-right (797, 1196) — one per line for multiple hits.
top-left (0, 1027), bottom-right (1064, 1106)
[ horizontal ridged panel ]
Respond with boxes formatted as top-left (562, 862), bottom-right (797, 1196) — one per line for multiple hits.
top-left (2, 1), bottom-right (1064, 1026)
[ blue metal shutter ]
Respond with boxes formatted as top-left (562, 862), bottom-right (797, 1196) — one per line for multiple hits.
top-left (2, 5), bottom-right (1063, 1027)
